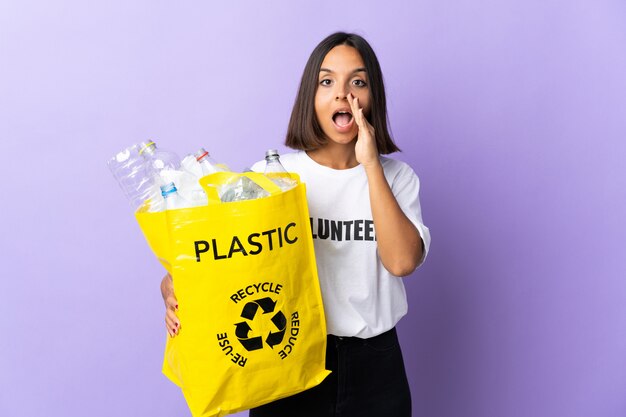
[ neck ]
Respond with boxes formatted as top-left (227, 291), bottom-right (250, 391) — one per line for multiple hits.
top-left (306, 141), bottom-right (358, 170)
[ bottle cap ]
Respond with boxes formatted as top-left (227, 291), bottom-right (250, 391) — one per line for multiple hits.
top-left (265, 149), bottom-right (279, 159)
top-left (195, 148), bottom-right (209, 161)
top-left (160, 182), bottom-right (177, 197)
top-left (139, 140), bottom-right (156, 155)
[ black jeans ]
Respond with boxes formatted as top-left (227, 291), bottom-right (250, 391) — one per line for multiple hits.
top-left (249, 328), bottom-right (411, 417)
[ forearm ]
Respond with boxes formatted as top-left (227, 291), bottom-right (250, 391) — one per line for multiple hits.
top-left (161, 273), bottom-right (173, 298)
top-left (365, 163), bottom-right (423, 276)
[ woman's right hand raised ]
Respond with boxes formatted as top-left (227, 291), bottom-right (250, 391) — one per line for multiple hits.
top-left (161, 273), bottom-right (180, 337)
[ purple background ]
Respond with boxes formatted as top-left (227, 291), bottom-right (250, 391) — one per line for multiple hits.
top-left (1, 1), bottom-right (625, 416)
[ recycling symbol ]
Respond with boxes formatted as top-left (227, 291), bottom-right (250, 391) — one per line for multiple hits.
top-left (234, 297), bottom-right (286, 351)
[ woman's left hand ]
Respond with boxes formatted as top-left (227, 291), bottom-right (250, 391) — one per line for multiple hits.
top-left (349, 93), bottom-right (380, 170)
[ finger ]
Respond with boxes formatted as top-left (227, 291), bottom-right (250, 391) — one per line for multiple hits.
top-left (354, 107), bottom-right (367, 130)
top-left (165, 311), bottom-right (181, 335)
top-left (165, 318), bottom-right (179, 337)
top-left (166, 310), bottom-right (181, 332)
top-left (347, 94), bottom-right (360, 120)
top-left (165, 313), bottom-right (178, 337)
top-left (358, 108), bottom-right (375, 134)
top-left (165, 295), bottom-right (178, 311)
top-left (347, 93), bottom-right (355, 105)
top-left (348, 95), bottom-right (367, 129)
top-left (166, 307), bottom-right (180, 323)
top-left (357, 108), bottom-right (365, 126)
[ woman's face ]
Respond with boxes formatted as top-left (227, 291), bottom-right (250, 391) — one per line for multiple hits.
top-left (315, 45), bottom-right (371, 146)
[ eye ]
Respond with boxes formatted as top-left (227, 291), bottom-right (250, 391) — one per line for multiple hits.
top-left (319, 79), bottom-right (332, 86)
top-left (353, 79), bottom-right (367, 87)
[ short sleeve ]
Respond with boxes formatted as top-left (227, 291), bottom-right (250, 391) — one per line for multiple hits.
top-left (390, 162), bottom-right (431, 266)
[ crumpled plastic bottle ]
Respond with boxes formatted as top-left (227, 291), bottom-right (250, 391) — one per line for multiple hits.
top-left (219, 175), bottom-right (269, 202)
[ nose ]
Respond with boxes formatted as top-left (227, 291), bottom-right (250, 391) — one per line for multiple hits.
top-left (334, 83), bottom-right (349, 101)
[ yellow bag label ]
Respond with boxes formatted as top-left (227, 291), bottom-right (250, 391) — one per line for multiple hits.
top-left (136, 172), bottom-right (330, 417)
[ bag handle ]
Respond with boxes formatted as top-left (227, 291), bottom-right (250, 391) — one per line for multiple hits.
top-left (198, 172), bottom-right (287, 204)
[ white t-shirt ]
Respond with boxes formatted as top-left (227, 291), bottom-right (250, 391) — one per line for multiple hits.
top-left (251, 151), bottom-right (431, 338)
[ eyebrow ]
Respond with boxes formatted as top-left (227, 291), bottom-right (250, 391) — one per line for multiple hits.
top-left (319, 67), bottom-right (367, 74)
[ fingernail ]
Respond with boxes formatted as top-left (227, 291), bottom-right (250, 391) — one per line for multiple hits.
top-left (175, 322), bottom-right (179, 327)
top-left (175, 304), bottom-right (178, 310)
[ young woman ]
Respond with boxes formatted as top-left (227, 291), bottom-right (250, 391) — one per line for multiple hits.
top-left (161, 32), bottom-right (431, 417)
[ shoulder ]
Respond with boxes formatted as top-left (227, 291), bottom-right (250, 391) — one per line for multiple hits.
top-left (379, 156), bottom-right (424, 202)
top-left (380, 156), bottom-right (420, 183)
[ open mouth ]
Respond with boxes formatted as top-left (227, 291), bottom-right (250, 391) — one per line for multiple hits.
top-left (332, 110), bottom-right (353, 128)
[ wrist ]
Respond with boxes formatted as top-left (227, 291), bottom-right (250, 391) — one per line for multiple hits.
top-left (363, 159), bottom-right (383, 175)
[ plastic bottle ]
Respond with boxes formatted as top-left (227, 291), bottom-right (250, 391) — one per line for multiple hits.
top-left (195, 148), bottom-right (224, 176)
top-left (108, 144), bottom-right (162, 211)
top-left (160, 182), bottom-right (187, 210)
top-left (219, 176), bottom-right (270, 202)
top-left (139, 140), bottom-right (181, 186)
top-left (264, 149), bottom-right (296, 191)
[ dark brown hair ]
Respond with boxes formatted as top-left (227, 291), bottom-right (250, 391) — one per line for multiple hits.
top-left (285, 32), bottom-right (400, 154)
